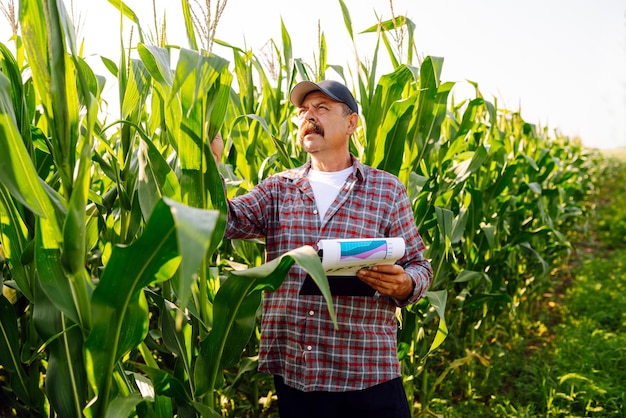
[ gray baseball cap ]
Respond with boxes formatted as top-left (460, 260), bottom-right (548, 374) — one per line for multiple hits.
top-left (290, 80), bottom-right (358, 114)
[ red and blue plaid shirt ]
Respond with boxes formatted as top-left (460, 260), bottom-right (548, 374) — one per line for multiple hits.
top-left (225, 156), bottom-right (432, 392)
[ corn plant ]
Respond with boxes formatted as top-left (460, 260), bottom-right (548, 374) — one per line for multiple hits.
top-left (0, 0), bottom-right (335, 417)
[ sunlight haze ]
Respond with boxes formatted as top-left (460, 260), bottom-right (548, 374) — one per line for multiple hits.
top-left (2, 0), bottom-right (625, 149)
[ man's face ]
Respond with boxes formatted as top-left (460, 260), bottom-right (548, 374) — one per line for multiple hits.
top-left (297, 91), bottom-right (356, 156)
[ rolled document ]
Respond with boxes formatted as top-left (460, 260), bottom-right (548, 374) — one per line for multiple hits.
top-left (318, 237), bottom-right (406, 276)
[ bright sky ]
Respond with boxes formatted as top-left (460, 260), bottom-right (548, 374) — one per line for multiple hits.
top-left (1, 0), bottom-right (625, 149)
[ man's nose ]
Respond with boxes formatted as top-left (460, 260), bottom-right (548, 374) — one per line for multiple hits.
top-left (300, 108), bottom-right (317, 121)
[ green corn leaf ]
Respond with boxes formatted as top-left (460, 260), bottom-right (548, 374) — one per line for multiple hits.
top-left (519, 241), bottom-right (549, 275)
top-left (106, 0), bottom-right (145, 43)
top-left (480, 222), bottom-right (496, 249)
top-left (396, 308), bottom-right (418, 361)
top-left (231, 49), bottom-right (255, 114)
top-left (100, 55), bottom-right (119, 77)
top-left (180, 0), bottom-right (198, 50)
top-left (425, 290), bottom-right (448, 354)
top-left (33, 283), bottom-right (86, 418)
top-left (294, 57), bottom-right (312, 81)
top-left (220, 357), bottom-right (259, 399)
top-left (235, 114), bottom-right (294, 170)
top-left (137, 137), bottom-right (181, 220)
top-left (452, 145), bottom-right (489, 185)
top-left (364, 64), bottom-right (414, 165)
top-left (464, 292), bottom-right (512, 312)
top-left (365, 38), bottom-right (381, 100)
top-left (202, 136), bottom-right (227, 259)
top-left (84, 198), bottom-right (218, 416)
top-left (0, 73), bottom-right (62, 238)
top-left (450, 207), bottom-right (468, 244)
top-left (62, 138), bottom-right (92, 276)
top-left (434, 206), bottom-right (453, 248)
top-left (453, 270), bottom-right (485, 283)
top-left (373, 98), bottom-right (413, 176)
top-left (280, 18), bottom-right (293, 70)
top-left (159, 297), bottom-right (193, 374)
top-left (122, 59), bottom-right (151, 120)
top-left (194, 245), bottom-right (335, 399)
top-left (0, 185), bottom-right (33, 301)
top-left (0, 73), bottom-right (42, 217)
top-left (171, 48), bottom-right (228, 109)
top-left (360, 15), bottom-right (407, 34)
top-left (456, 98), bottom-right (485, 137)
top-left (36, 322), bottom-right (86, 417)
top-left (410, 56), bottom-right (448, 151)
top-left (104, 393), bottom-right (144, 418)
top-left (205, 70), bottom-right (232, 145)
top-left (74, 56), bottom-right (104, 107)
top-left (170, 198), bottom-right (221, 315)
top-left (338, 0), bottom-right (354, 40)
top-left (489, 163), bottom-right (518, 198)
top-left (404, 17), bottom-right (417, 64)
top-left (138, 44), bottom-right (173, 86)
top-left (18, 0), bottom-right (49, 111)
top-left (379, 26), bottom-right (400, 70)
top-left (194, 277), bottom-right (261, 397)
top-left (134, 362), bottom-right (191, 402)
top-left (36, 214), bottom-right (92, 330)
top-left (170, 48), bottom-right (229, 172)
top-left (40, 0), bottom-right (79, 187)
top-left (0, 295), bottom-right (32, 405)
top-left (0, 42), bottom-right (26, 126)
top-left (191, 402), bottom-right (223, 418)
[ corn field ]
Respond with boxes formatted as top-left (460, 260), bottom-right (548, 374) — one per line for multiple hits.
top-left (0, 1), bottom-right (599, 417)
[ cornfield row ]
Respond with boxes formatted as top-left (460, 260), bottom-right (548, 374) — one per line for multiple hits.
top-left (0, 1), bottom-right (597, 416)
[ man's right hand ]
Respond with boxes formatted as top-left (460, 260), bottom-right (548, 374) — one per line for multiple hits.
top-left (211, 133), bottom-right (224, 164)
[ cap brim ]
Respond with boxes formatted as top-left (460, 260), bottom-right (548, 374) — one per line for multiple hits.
top-left (290, 81), bottom-right (323, 107)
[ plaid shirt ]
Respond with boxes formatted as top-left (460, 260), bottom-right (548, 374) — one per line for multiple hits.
top-left (225, 156), bottom-right (432, 392)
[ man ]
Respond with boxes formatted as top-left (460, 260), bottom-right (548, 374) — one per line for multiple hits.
top-left (211, 80), bottom-right (432, 417)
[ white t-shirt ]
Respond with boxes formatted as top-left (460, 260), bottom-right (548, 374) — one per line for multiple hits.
top-left (307, 166), bottom-right (353, 221)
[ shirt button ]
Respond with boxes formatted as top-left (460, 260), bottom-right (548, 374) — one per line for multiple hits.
top-left (308, 310), bottom-right (315, 316)
top-left (313, 209), bottom-right (318, 215)
top-left (306, 345), bottom-right (313, 351)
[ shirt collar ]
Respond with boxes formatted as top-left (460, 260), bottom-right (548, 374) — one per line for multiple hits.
top-left (278, 154), bottom-right (366, 181)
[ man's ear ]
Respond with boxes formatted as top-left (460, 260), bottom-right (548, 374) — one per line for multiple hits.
top-left (346, 112), bottom-right (358, 135)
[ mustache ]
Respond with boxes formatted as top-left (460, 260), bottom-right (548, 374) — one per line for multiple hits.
top-left (300, 120), bottom-right (324, 137)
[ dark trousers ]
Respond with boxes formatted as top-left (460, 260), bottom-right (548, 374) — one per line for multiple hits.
top-left (273, 375), bottom-right (412, 418)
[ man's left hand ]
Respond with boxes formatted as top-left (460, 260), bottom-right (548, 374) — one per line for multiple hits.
top-left (357, 264), bottom-right (414, 301)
